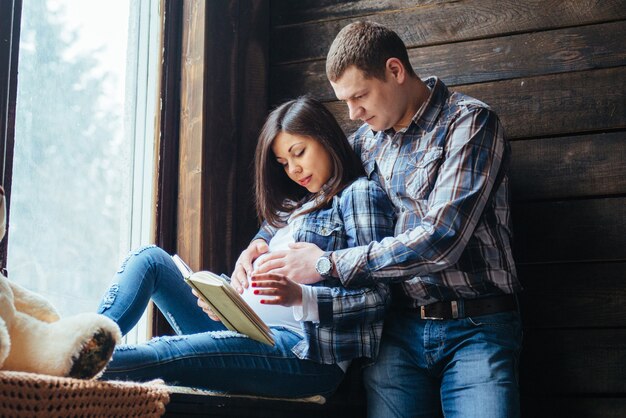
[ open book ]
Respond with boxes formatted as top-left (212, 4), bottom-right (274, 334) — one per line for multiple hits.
top-left (172, 254), bottom-right (275, 346)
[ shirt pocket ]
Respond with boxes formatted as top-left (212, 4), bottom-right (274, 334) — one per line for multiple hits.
top-left (404, 147), bottom-right (443, 200)
top-left (297, 219), bottom-right (345, 251)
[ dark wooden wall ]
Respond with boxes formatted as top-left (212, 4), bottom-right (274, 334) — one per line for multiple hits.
top-left (175, 0), bottom-right (269, 274)
top-left (268, 1), bottom-right (626, 416)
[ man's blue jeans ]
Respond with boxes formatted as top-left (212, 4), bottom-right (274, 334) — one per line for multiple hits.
top-left (97, 245), bottom-right (343, 397)
top-left (364, 308), bottom-right (522, 418)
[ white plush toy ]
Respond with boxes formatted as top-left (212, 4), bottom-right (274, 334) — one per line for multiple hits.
top-left (0, 186), bottom-right (121, 378)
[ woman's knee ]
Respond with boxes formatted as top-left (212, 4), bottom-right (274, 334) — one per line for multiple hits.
top-left (116, 245), bottom-right (168, 274)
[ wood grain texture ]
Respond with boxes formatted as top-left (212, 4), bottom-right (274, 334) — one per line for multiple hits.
top-left (518, 262), bottom-right (626, 328)
top-left (155, 0), bottom-right (183, 254)
top-left (260, 0), bottom-right (626, 415)
top-left (271, 0), bottom-right (626, 64)
top-left (521, 396), bottom-right (626, 418)
top-left (202, 0), bottom-right (269, 273)
top-left (270, 20), bottom-right (626, 104)
top-left (177, 0), bottom-right (206, 270)
top-left (521, 328), bottom-right (626, 394)
top-left (512, 197), bottom-right (626, 264)
top-left (510, 132), bottom-right (626, 201)
top-left (177, 0), bottom-right (267, 274)
top-left (326, 66), bottom-right (626, 139)
top-left (271, 0), bottom-right (452, 27)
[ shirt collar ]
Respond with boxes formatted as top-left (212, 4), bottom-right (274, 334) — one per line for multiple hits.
top-left (377, 76), bottom-right (448, 137)
top-left (365, 77), bottom-right (448, 139)
top-left (290, 182), bottom-right (332, 220)
top-left (410, 76), bottom-right (448, 132)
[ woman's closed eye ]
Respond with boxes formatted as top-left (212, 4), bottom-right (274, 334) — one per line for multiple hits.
top-left (276, 149), bottom-right (304, 167)
top-left (292, 148), bottom-right (305, 157)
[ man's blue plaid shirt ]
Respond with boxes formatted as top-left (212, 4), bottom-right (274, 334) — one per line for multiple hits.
top-left (334, 77), bottom-right (522, 307)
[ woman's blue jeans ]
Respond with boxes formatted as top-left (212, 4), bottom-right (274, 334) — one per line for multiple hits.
top-left (97, 245), bottom-right (343, 397)
top-left (363, 308), bottom-right (522, 418)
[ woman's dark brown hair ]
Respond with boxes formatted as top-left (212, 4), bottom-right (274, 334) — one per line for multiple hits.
top-left (255, 97), bottom-right (365, 227)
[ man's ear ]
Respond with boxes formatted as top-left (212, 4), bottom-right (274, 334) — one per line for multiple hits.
top-left (386, 58), bottom-right (406, 84)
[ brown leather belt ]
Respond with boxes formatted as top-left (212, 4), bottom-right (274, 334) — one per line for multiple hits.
top-left (417, 294), bottom-right (517, 320)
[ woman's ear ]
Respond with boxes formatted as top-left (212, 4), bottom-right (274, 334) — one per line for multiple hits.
top-left (386, 58), bottom-right (406, 84)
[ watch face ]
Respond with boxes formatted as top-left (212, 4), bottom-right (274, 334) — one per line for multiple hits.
top-left (316, 256), bottom-right (332, 275)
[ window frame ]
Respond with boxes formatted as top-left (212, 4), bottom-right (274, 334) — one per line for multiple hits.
top-left (0, 0), bottom-right (22, 268)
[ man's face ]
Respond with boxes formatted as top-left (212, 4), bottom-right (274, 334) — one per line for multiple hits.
top-left (330, 65), bottom-right (406, 132)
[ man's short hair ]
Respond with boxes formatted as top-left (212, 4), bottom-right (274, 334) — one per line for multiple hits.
top-left (326, 21), bottom-right (417, 82)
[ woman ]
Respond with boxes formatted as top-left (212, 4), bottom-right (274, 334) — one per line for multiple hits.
top-left (97, 97), bottom-right (395, 398)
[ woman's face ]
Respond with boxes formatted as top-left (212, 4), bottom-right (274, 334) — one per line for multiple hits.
top-left (271, 132), bottom-right (334, 193)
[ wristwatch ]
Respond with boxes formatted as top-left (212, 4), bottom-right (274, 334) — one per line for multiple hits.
top-left (315, 252), bottom-right (334, 278)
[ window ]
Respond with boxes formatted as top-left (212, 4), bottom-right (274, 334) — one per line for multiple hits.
top-left (7, 0), bottom-right (161, 343)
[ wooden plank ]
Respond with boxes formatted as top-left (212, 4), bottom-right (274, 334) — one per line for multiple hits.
top-left (510, 132), bottom-right (626, 201)
top-left (512, 197), bottom-right (626, 264)
top-left (177, 0), bottom-right (206, 270)
top-left (156, 0), bottom-right (183, 254)
top-left (271, 0), bottom-right (452, 27)
top-left (201, 0), bottom-right (269, 274)
top-left (326, 67), bottom-right (626, 139)
top-left (165, 392), bottom-right (365, 418)
top-left (520, 329), bottom-right (626, 394)
top-left (518, 262), bottom-right (626, 329)
top-left (166, 392), bottom-right (626, 418)
top-left (270, 20), bottom-right (626, 104)
top-left (521, 396), bottom-right (626, 418)
top-left (152, 0), bottom-right (184, 338)
top-left (271, 0), bottom-right (626, 64)
top-left (410, 20), bottom-right (626, 86)
top-left (457, 67), bottom-right (626, 139)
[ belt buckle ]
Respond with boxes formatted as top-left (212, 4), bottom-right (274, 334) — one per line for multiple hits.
top-left (420, 305), bottom-right (443, 320)
top-left (420, 301), bottom-right (459, 320)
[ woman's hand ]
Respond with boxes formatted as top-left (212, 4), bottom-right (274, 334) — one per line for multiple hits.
top-left (231, 239), bottom-right (269, 293)
top-left (253, 242), bottom-right (324, 284)
top-left (191, 289), bottom-right (221, 322)
top-left (250, 272), bottom-right (303, 307)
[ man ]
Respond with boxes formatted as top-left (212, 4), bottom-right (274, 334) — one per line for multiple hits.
top-left (238, 21), bottom-right (522, 418)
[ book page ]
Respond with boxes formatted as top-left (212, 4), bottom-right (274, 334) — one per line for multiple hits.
top-left (173, 254), bottom-right (274, 346)
top-left (188, 273), bottom-right (274, 345)
top-left (172, 254), bottom-right (193, 279)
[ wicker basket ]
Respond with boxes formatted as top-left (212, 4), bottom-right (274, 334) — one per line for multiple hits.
top-left (0, 371), bottom-right (169, 417)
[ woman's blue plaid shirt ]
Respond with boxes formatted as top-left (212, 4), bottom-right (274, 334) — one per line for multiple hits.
top-left (254, 177), bottom-right (396, 364)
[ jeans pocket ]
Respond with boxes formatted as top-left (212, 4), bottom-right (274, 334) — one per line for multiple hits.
top-left (467, 311), bottom-right (520, 330)
top-left (466, 311), bottom-right (523, 355)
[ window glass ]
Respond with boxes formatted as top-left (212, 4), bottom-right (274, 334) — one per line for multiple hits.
top-left (8, 0), bottom-right (159, 341)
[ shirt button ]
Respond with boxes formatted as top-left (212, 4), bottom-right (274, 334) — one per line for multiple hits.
top-left (392, 143), bottom-right (398, 148)
top-left (385, 176), bottom-right (390, 181)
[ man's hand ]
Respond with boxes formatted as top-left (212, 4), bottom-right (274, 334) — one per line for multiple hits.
top-left (191, 289), bottom-right (221, 322)
top-left (231, 239), bottom-right (269, 293)
top-left (253, 242), bottom-right (324, 284)
top-left (250, 272), bottom-right (303, 307)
